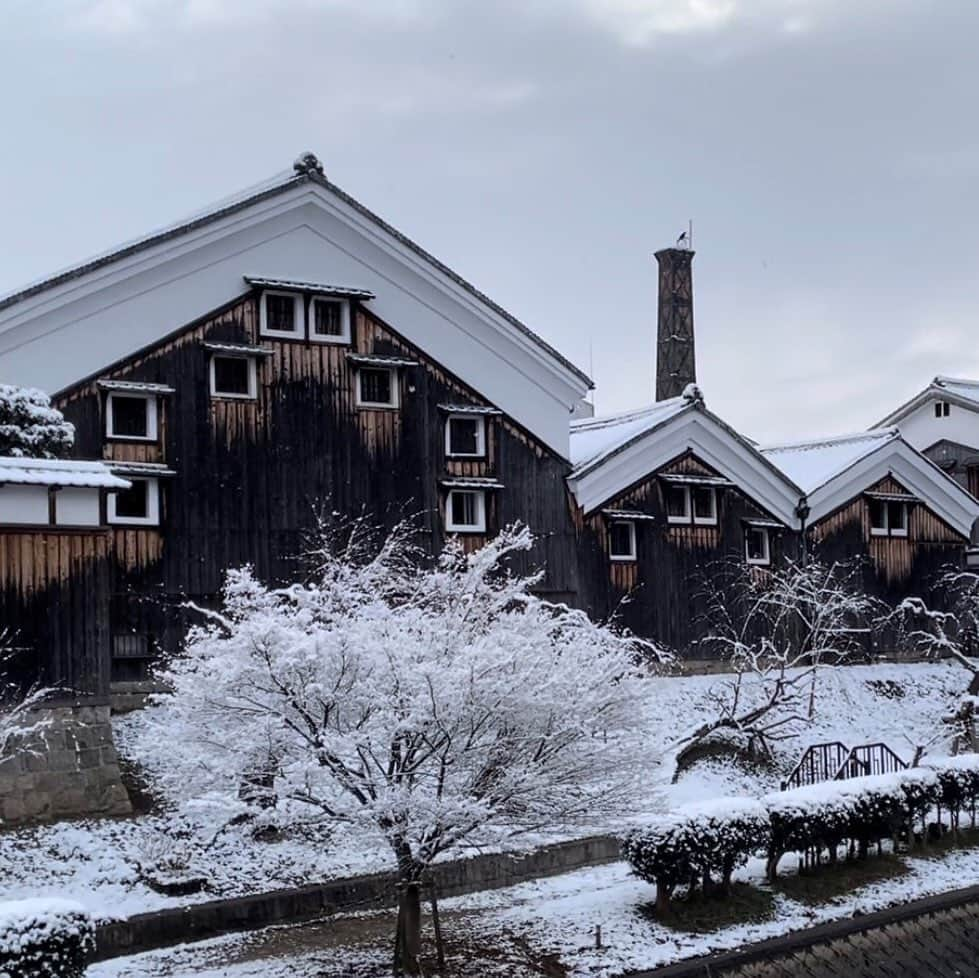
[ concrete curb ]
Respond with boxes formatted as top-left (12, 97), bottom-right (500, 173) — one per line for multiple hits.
top-left (93, 833), bottom-right (621, 962)
top-left (629, 882), bottom-right (979, 977)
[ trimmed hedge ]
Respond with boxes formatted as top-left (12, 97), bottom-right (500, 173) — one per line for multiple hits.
top-left (0, 899), bottom-right (94, 978)
top-left (622, 798), bottom-right (769, 912)
top-left (624, 754), bottom-right (979, 908)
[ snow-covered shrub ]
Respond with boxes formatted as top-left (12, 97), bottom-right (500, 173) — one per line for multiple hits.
top-left (0, 898), bottom-right (93, 978)
top-left (0, 386), bottom-right (74, 459)
top-left (623, 798), bottom-right (769, 912)
top-left (924, 754), bottom-right (979, 835)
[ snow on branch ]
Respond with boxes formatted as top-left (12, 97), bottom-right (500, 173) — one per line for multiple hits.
top-left (0, 384), bottom-right (74, 459)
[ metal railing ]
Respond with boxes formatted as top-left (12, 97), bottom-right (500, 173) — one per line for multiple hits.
top-left (782, 740), bottom-right (907, 790)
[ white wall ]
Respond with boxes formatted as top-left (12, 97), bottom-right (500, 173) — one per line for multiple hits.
top-left (895, 398), bottom-right (979, 453)
top-left (0, 485), bottom-right (49, 524)
top-left (55, 488), bottom-right (101, 526)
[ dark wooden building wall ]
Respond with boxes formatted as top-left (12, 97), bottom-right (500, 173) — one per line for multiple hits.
top-left (0, 529), bottom-right (111, 702)
top-left (56, 294), bottom-right (579, 666)
top-left (575, 453), bottom-right (799, 656)
top-left (809, 474), bottom-right (966, 604)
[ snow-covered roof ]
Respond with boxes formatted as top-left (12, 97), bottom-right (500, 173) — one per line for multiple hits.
top-left (761, 428), bottom-right (979, 535)
top-left (0, 456), bottom-right (129, 489)
top-left (243, 277), bottom-right (375, 300)
top-left (874, 375), bottom-right (979, 428)
top-left (566, 394), bottom-right (804, 526)
top-left (759, 430), bottom-right (900, 495)
top-left (0, 153), bottom-right (590, 459)
top-left (569, 399), bottom-right (689, 474)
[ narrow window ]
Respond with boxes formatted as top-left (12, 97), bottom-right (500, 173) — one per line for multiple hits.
top-left (665, 485), bottom-right (690, 523)
top-left (445, 490), bottom-right (486, 533)
top-left (108, 478), bottom-right (160, 526)
top-left (260, 291), bottom-right (302, 337)
top-left (692, 486), bottom-right (718, 525)
top-left (310, 298), bottom-right (350, 343)
top-left (210, 356), bottom-right (257, 399)
top-left (869, 498), bottom-right (888, 536)
top-left (608, 521), bottom-right (637, 561)
top-left (888, 501), bottom-right (908, 537)
top-left (106, 393), bottom-right (156, 441)
top-left (446, 415), bottom-right (485, 458)
top-left (745, 527), bottom-right (771, 566)
top-left (356, 367), bottom-right (398, 408)
top-left (935, 401), bottom-right (951, 418)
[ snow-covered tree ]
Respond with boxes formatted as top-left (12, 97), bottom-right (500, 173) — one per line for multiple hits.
top-left (675, 558), bottom-right (881, 775)
top-left (0, 384), bottom-right (74, 458)
top-left (133, 520), bottom-right (663, 972)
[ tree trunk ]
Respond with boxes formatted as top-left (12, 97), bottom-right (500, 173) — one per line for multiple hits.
top-left (397, 882), bottom-right (422, 975)
top-left (655, 880), bottom-right (671, 915)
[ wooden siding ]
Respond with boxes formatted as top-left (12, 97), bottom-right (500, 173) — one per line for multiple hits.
top-left (809, 475), bottom-right (966, 599)
top-left (575, 452), bottom-right (799, 655)
top-left (0, 529), bottom-right (111, 702)
top-left (56, 292), bottom-right (579, 666)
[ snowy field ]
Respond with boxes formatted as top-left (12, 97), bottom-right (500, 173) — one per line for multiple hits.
top-left (0, 661), bottom-right (968, 925)
top-left (87, 841), bottom-right (979, 977)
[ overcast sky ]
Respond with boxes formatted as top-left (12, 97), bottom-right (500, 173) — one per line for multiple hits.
top-left (2, 0), bottom-right (977, 443)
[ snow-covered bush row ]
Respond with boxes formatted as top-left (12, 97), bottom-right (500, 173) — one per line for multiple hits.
top-left (0, 898), bottom-right (94, 978)
top-left (622, 798), bottom-right (770, 912)
top-left (0, 385), bottom-right (74, 459)
top-left (627, 755), bottom-right (979, 904)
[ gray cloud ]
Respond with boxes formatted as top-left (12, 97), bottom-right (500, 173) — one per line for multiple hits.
top-left (2, 0), bottom-right (978, 442)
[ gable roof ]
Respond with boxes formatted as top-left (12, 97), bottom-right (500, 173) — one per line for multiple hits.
top-left (874, 376), bottom-right (979, 428)
top-left (760, 428), bottom-right (979, 535)
top-left (0, 154), bottom-right (591, 459)
top-left (567, 394), bottom-right (804, 525)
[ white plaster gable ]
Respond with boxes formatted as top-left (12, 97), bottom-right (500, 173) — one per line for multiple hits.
top-left (0, 176), bottom-right (591, 459)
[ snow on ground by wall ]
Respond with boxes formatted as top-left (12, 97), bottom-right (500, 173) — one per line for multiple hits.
top-left (0, 661), bottom-right (967, 924)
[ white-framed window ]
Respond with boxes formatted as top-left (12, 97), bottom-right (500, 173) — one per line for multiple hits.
top-left (108, 478), bottom-right (159, 527)
top-left (665, 484), bottom-right (718, 526)
top-left (608, 520), bottom-right (637, 562)
top-left (106, 392), bottom-right (158, 441)
top-left (870, 498), bottom-right (909, 538)
top-left (259, 290), bottom-right (304, 338)
top-left (935, 401), bottom-right (951, 418)
top-left (309, 297), bottom-right (351, 344)
top-left (445, 414), bottom-right (486, 458)
top-left (356, 367), bottom-right (399, 408)
top-left (210, 355), bottom-right (258, 400)
top-left (745, 526), bottom-right (771, 566)
top-left (445, 489), bottom-right (486, 533)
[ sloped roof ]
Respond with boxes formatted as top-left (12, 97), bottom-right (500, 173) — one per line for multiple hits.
top-left (0, 456), bottom-right (129, 489)
top-left (759, 429), bottom-right (901, 495)
top-left (569, 398), bottom-right (690, 474)
top-left (874, 375), bottom-right (979, 428)
top-left (0, 156), bottom-right (590, 389)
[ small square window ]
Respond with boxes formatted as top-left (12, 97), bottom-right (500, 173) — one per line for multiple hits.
top-left (888, 501), bottom-right (908, 537)
top-left (445, 490), bottom-right (486, 532)
top-left (356, 367), bottom-right (398, 408)
top-left (107, 393), bottom-right (157, 441)
top-left (692, 487), bottom-right (717, 525)
top-left (608, 521), bottom-right (637, 561)
top-left (108, 478), bottom-right (160, 526)
top-left (210, 356), bottom-right (257, 399)
top-left (935, 401), bottom-right (951, 418)
top-left (869, 498), bottom-right (888, 536)
top-left (665, 485), bottom-right (690, 523)
top-left (745, 526), bottom-right (771, 565)
top-left (310, 298), bottom-right (350, 344)
top-left (260, 291), bottom-right (302, 337)
top-left (446, 416), bottom-right (486, 457)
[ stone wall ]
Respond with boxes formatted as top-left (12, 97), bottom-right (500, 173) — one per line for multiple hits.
top-left (0, 704), bottom-right (131, 824)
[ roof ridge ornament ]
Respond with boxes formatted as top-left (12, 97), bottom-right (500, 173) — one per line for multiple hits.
top-left (682, 382), bottom-right (705, 407)
top-left (293, 151), bottom-right (325, 178)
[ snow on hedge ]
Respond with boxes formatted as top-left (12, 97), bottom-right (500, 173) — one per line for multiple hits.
top-left (0, 898), bottom-right (94, 978)
top-left (0, 385), bottom-right (74, 459)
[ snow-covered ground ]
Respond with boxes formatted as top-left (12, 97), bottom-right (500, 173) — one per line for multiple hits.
top-left (87, 841), bottom-right (979, 977)
top-left (0, 661), bottom-right (967, 924)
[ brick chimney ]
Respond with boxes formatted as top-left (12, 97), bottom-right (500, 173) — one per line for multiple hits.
top-left (654, 247), bottom-right (696, 401)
